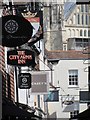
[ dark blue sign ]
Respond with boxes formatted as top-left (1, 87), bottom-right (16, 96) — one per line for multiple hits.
top-left (44, 90), bottom-right (59, 102)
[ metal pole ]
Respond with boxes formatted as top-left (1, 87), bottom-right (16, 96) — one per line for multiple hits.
top-left (15, 66), bottom-right (19, 104)
top-left (89, 66), bottom-right (90, 91)
top-left (88, 66), bottom-right (90, 107)
top-left (26, 89), bottom-right (28, 105)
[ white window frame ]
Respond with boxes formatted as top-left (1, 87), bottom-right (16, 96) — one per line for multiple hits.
top-left (68, 70), bottom-right (78, 87)
top-left (70, 110), bottom-right (79, 119)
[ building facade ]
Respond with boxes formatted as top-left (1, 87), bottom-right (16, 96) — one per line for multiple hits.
top-left (39, 49), bottom-right (89, 119)
top-left (44, 2), bottom-right (90, 51)
top-left (39, 1), bottom-right (90, 119)
top-left (63, 4), bottom-right (90, 51)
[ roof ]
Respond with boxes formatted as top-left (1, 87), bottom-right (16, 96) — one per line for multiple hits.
top-left (45, 50), bottom-right (90, 60)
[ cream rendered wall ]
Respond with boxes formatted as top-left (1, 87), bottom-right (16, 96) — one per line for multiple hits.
top-left (47, 59), bottom-right (88, 118)
top-left (62, 5), bottom-right (89, 44)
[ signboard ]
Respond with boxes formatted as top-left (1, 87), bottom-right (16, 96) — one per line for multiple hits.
top-left (80, 91), bottom-right (90, 103)
top-left (44, 90), bottom-right (59, 102)
top-left (22, 11), bottom-right (43, 46)
top-left (2, 15), bottom-right (33, 47)
top-left (30, 72), bottom-right (49, 94)
top-left (61, 96), bottom-right (79, 112)
top-left (18, 73), bottom-right (31, 89)
top-left (62, 101), bottom-right (79, 112)
top-left (7, 49), bottom-right (35, 66)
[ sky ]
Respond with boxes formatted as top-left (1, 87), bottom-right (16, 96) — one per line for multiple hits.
top-left (64, 1), bottom-right (76, 19)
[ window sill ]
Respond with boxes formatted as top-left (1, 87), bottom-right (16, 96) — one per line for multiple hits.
top-left (68, 85), bottom-right (79, 89)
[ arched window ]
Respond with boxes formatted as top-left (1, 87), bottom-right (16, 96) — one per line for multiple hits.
top-left (82, 15), bottom-right (84, 25)
top-left (85, 5), bottom-right (88, 12)
top-left (77, 14), bottom-right (80, 24)
top-left (88, 30), bottom-right (90, 37)
top-left (81, 5), bottom-right (84, 12)
top-left (80, 30), bottom-right (82, 36)
top-left (84, 30), bottom-right (86, 36)
top-left (85, 15), bottom-right (88, 25)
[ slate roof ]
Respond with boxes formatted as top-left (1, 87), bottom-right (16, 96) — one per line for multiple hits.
top-left (45, 50), bottom-right (90, 60)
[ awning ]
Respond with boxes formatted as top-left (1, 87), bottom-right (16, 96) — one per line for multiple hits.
top-left (70, 108), bottom-right (90, 120)
top-left (2, 99), bottom-right (41, 120)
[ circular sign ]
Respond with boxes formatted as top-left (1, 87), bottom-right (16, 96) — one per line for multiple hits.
top-left (2, 15), bottom-right (33, 47)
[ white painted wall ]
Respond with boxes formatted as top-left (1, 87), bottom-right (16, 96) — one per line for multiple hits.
top-left (40, 59), bottom-right (88, 118)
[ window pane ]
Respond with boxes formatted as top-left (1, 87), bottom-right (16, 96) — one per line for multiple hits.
top-left (82, 15), bottom-right (84, 24)
top-left (86, 15), bottom-right (88, 25)
top-left (85, 5), bottom-right (88, 12)
top-left (70, 110), bottom-right (79, 119)
top-left (77, 14), bottom-right (80, 24)
top-left (81, 5), bottom-right (84, 12)
top-left (80, 30), bottom-right (82, 36)
top-left (84, 30), bottom-right (86, 36)
top-left (88, 30), bottom-right (90, 37)
top-left (69, 70), bottom-right (78, 86)
top-left (89, 16), bottom-right (90, 25)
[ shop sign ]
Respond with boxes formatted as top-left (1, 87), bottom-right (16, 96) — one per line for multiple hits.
top-left (18, 73), bottom-right (31, 89)
top-left (7, 49), bottom-right (35, 66)
top-left (30, 72), bottom-right (49, 94)
top-left (2, 15), bottom-right (33, 47)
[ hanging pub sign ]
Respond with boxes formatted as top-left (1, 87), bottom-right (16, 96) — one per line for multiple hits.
top-left (22, 11), bottom-right (43, 46)
top-left (2, 15), bottom-right (33, 47)
top-left (18, 73), bottom-right (31, 89)
top-left (7, 49), bottom-right (35, 66)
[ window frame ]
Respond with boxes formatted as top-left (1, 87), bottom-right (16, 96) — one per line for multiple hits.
top-left (81, 5), bottom-right (84, 12)
top-left (77, 14), bottom-right (80, 24)
top-left (81, 14), bottom-right (84, 25)
top-left (85, 15), bottom-right (88, 25)
top-left (84, 30), bottom-right (87, 36)
top-left (68, 70), bottom-right (78, 87)
top-left (70, 110), bottom-right (79, 119)
top-left (88, 30), bottom-right (90, 37)
top-left (80, 30), bottom-right (83, 36)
